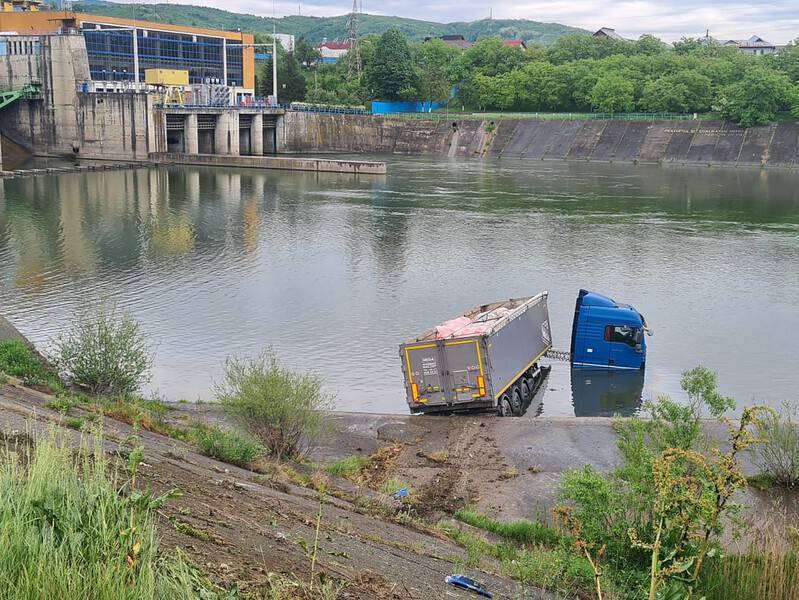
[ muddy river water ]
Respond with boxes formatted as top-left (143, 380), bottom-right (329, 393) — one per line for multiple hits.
top-left (1, 157), bottom-right (797, 415)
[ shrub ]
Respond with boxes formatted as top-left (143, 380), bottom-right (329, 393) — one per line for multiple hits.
top-left (216, 350), bottom-right (334, 460)
top-left (503, 546), bottom-right (596, 597)
top-left (0, 429), bottom-right (217, 599)
top-left (756, 402), bottom-right (799, 487)
top-left (559, 366), bottom-right (768, 600)
top-left (192, 425), bottom-right (264, 467)
top-left (54, 300), bottom-right (152, 396)
top-left (0, 339), bottom-right (66, 394)
top-left (0, 340), bottom-right (42, 379)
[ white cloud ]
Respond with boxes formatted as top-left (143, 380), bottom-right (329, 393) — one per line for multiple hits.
top-left (132, 0), bottom-right (799, 43)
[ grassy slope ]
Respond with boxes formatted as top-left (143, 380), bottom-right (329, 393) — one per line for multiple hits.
top-left (72, 0), bottom-right (586, 45)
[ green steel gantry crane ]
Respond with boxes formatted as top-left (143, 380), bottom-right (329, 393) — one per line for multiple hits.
top-left (0, 83), bottom-right (41, 111)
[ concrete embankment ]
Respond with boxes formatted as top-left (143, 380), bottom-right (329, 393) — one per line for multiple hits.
top-left (280, 112), bottom-right (799, 168)
top-left (151, 152), bottom-right (387, 174)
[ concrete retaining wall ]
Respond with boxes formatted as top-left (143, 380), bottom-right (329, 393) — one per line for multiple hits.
top-left (151, 152), bottom-right (387, 174)
top-left (279, 112), bottom-right (799, 168)
top-left (0, 35), bottom-right (153, 161)
top-left (278, 111), bottom-right (459, 155)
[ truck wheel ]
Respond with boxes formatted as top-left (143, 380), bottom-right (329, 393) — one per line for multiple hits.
top-left (497, 395), bottom-right (513, 417)
top-left (511, 388), bottom-right (523, 416)
top-left (520, 378), bottom-right (531, 404)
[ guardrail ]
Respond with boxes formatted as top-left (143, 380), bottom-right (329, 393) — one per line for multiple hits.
top-left (380, 111), bottom-right (696, 122)
top-left (151, 101), bottom-right (370, 115)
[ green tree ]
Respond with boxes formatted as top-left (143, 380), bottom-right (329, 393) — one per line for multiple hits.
top-left (255, 38), bottom-right (306, 102)
top-left (718, 66), bottom-right (792, 126)
top-left (555, 60), bottom-right (600, 110)
top-left (640, 70), bottom-right (712, 112)
top-left (546, 33), bottom-right (631, 64)
top-left (294, 36), bottom-right (320, 67)
top-left (767, 39), bottom-right (799, 82)
top-left (364, 28), bottom-right (418, 100)
top-left (456, 37), bottom-right (527, 78)
top-left (632, 34), bottom-right (667, 56)
top-left (673, 37), bottom-right (715, 56)
top-left (512, 61), bottom-right (568, 110)
top-left (590, 73), bottom-right (635, 112)
top-left (412, 39), bottom-right (460, 102)
top-left (474, 73), bottom-right (515, 110)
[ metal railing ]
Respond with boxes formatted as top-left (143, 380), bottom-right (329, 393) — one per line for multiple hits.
top-left (380, 111), bottom-right (696, 122)
top-left (151, 99), bottom-right (370, 114)
top-left (285, 102), bottom-right (370, 115)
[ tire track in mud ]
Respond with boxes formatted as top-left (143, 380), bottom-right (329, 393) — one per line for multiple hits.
top-left (417, 418), bottom-right (507, 516)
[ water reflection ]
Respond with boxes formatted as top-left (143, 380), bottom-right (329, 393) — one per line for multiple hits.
top-left (0, 158), bottom-right (797, 416)
top-left (571, 368), bottom-right (645, 417)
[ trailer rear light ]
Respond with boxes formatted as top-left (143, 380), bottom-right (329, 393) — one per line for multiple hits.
top-left (477, 376), bottom-right (486, 396)
top-left (411, 383), bottom-right (419, 401)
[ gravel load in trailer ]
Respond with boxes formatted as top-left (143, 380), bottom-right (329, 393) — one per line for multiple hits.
top-left (400, 293), bottom-right (552, 416)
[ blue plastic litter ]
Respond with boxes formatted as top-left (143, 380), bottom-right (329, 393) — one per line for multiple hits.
top-left (392, 487), bottom-right (409, 499)
top-left (445, 574), bottom-right (492, 598)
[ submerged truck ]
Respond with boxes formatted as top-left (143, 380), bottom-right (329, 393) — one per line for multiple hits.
top-left (400, 289), bottom-right (649, 416)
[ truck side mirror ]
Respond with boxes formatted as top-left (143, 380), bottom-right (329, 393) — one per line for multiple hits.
top-left (634, 330), bottom-right (642, 344)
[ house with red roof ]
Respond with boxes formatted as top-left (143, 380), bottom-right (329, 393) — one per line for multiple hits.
top-left (317, 40), bottom-right (351, 63)
top-left (503, 39), bottom-right (527, 50)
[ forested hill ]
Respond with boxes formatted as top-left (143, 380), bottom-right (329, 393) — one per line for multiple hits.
top-left (71, 1), bottom-right (586, 45)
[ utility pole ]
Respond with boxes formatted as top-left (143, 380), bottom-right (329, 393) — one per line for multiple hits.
top-left (346, 0), bottom-right (362, 80)
top-left (272, 23), bottom-right (279, 104)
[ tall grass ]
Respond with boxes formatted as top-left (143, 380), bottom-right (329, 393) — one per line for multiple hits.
top-left (700, 551), bottom-right (799, 600)
top-left (324, 455), bottom-right (370, 478)
top-left (756, 401), bottom-right (799, 487)
top-left (0, 429), bottom-right (216, 599)
top-left (0, 339), bottom-right (65, 394)
top-left (454, 506), bottom-right (563, 546)
top-left (192, 425), bottom-right (264, 467)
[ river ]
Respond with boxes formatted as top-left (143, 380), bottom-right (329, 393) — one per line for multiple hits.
top-left (1, 157), bottom-right (797, 416)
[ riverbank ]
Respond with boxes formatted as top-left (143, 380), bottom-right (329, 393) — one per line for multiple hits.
top-left (167, 402), bottom-right (798, 552)
top-left (0, 380), bottom-right (558, 600)
top-left (279, 112), bottom-right (799, 169)
top-left (1, 320), bottom-right (797, 599)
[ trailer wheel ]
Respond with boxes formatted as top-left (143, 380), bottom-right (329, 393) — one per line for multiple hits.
top-left (510, 388), bottom-right (523, 416)
top-left (520, 378), bottom-right (531, 404)
top-left (497, 395), bottom-right (513, 417)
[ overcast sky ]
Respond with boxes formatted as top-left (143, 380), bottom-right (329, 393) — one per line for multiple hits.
top-left (144, 1), bottom-right (799, 44)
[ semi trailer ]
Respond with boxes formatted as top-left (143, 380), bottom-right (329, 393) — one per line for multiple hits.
top-left (399, 290), bottom-right (649, 416)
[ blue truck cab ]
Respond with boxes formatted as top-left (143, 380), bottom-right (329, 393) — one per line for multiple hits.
top-left (570, 289), bottom-right (649, 370)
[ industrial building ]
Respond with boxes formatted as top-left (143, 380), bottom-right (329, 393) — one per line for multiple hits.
top-left (0, 2), bottom-right (291, 168)
top-left (0, 6), bottom-right (255, 97)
